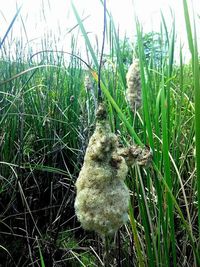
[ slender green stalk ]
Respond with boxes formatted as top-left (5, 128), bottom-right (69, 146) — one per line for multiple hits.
top-left (71, 1), bottom-right (99, 69)
top-left (183, 0), bottom-right (200, 239)
top-left (135, 19), bottom-right (154, 149)
top-left (36, 237), bottom-right (46, 267)
top-left (161, 73), bottom-right (177, 266)
top-left (103, 236), bottom-right (110, 267)
top-left (193, 26), bottom-right (200, 240)
top-left (0, 5), bottom-right (22, 48)
top-left (129, 202), bottom-right (145, 267)
top-left (154, 162), bottom-right (200, 265)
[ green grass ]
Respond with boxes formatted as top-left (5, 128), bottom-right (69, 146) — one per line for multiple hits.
top-left (183, 0), bottom-right (200, 236)
top-left (0, 0), bottom-right (199, 266)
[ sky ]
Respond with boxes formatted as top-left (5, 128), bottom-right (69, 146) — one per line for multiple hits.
top-left (0, 0), bottom-right (199, 62)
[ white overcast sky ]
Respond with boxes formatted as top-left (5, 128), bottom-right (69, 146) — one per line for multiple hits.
top-left (0, 0), bottom-right (199, 62)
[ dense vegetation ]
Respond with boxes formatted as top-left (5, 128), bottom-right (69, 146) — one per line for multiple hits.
top-left (0, 0), bottom-right (199, 266)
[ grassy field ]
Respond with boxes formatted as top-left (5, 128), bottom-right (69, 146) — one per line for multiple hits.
top-left (0, 0), bottom-right (200, 266)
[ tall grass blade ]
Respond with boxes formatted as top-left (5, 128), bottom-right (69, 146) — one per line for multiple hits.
top-left (161, 75), bottom-right (177, 266)
top-left (183, 0), bottom-right (200, 239)
top-left (71, 1), bottom-right (99, 69)
top-left (129, 202), bottom-right (145, 267)
top-left (154, 162), bottom-right (200, 265)
top-left (182, 0), bottom-right (194, 57)
top-left (0, 5), bottom-right (22, 49)
top-left (36, 237), bottom-right (46, 267)
top-left (135, 19), bottom-right (154, 149)
top-left (193, 19), bottom-right (200, 239)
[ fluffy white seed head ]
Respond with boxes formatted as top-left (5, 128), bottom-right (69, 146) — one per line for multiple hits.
top-left (126, 59), bottom-right (142, 111)
top-left (74, 104), bottom-right (152, 236)
top-left (84, 75), bottom-right (93, 91)
top-left (75, 104), bottom-right (130, 236)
